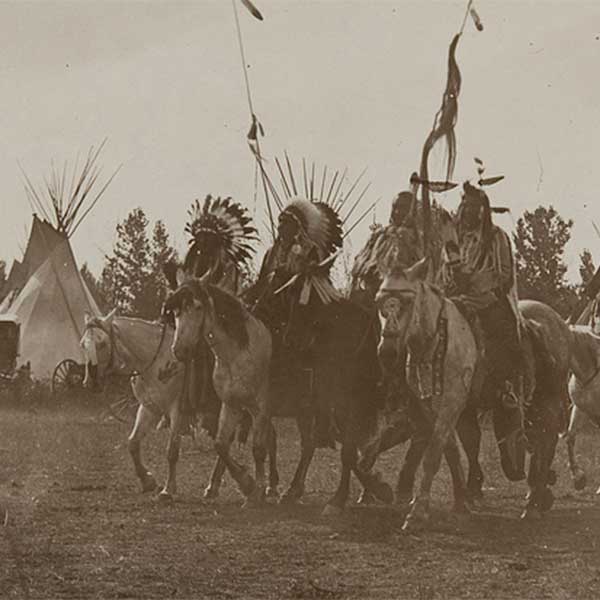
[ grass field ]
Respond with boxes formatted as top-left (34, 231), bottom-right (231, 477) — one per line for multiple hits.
top-left (1, 400), bottom-right (600, 599)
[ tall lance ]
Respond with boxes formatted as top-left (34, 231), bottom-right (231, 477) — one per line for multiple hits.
top-left (418, 0), bottom-right (483, 257)
top-left (230, 0), bottom-right (277, 239)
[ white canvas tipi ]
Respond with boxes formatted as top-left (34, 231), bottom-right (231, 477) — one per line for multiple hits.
top-left (4, 216), bottom-right (101, 377)
top-left (1, 142), bottom-right (119, 379)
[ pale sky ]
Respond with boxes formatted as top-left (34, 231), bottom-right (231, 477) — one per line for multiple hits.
top-left (0, 0), bottom-right (599, 282)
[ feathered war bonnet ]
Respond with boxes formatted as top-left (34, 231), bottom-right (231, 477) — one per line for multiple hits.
top-left (278, 197), bottom-right (343, 261)
top-left (183, 195), bottom-right (257, 275)
top-left (274, 197), bottom-right (344, 304)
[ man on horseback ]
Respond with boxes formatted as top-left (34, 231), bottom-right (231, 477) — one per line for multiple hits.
top-left (442, 181), bottom-right (525, 475)
top-left (349, 186), bottom-right (425, 420)
top-left (247, 198), bottom-right (346, 448)
top-left (164, 195), bottom-right (257, 436)
top-left (351, 187), bottom-right (421, 306)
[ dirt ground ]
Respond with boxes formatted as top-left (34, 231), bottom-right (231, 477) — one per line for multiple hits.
top-left (1, 401), bottom-right (600, 600)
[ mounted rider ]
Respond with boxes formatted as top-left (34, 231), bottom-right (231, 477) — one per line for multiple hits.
top-left (349, 184), bottom-right (425, 418)
top-left (248, 197), bottom-right (344, 447)
top-left (441, 181), bottom-right (524, 453)
top-left (350, 184), bottom-right (421, 307)
top-left (165, 195), bottom-right (257, 434)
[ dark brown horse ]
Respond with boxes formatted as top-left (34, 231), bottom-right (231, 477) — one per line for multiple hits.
top-left (247, 271), bottom-right (395, 514)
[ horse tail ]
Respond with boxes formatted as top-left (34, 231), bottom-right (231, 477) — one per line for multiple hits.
top-left (523, 318), bottom-right (555, 375)
top-left (524, 317), bottom-right (570, 433)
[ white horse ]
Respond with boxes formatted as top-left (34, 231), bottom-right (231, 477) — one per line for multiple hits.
top-left (83, 311), bottom-right (187, 501)
top-left (566, 325), bottom-right (600, 494)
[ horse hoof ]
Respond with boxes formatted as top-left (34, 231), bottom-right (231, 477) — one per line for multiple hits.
top-left (574, 473), bottom-right (587, 491)
top-left (156, 490), bottom-right (174, 505)
top-left (203, 487), bottom-right (219, 500)
top-left (467, 485), bottom-right (484, 503)
top-left (265, 486), bottom-right (279, 500)
top-left (453, 501), bottom-right (472, 515)
top-left (243, 487), bottom-right (265, 509)
top-left (401, 513), bottom-right (426, 534)
top-left (520, 506), bottom-right (542, 521)
top-left (322, 503), bottom-right (343, 518)
top-left (279, 489), bottom-right (302, 506)
top-left (372, 481), bottom-right (394, 505)
top-left (547, 469), bottom-right (557, 486)
top-left (395, 492), bottom-right (413, 507)
top-left (141, 474), bottom-right (157, 493)
top-left (357, 490), bottom-right (376, 505)
top-left (539, 488), bottom-right (555, 512)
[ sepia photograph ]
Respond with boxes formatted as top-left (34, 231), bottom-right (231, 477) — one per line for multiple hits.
top-left (1, 1), bottom-right (599, 598)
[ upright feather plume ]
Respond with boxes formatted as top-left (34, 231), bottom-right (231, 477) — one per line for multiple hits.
top-left (185, 195), bottom-right (257, 266)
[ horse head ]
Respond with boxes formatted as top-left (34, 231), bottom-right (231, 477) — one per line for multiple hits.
top-left (81, 309), bottom-right (116, 386)
top-left (163, 270), bottom-right (213, 362)
top-left (375, 257), bottom-right (438, 365)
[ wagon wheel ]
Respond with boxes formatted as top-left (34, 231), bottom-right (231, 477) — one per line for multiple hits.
top-left (101, 374), bottom-right (138, 424)
top-left (52, 359), bottom-right (85, 395)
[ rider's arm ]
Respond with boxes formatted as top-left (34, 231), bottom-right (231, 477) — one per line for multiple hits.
top-left (495, 229), bottom-right (514, 292)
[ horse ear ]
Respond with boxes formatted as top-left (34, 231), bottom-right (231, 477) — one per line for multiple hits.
top-left (405, 257), bottom-right (431, 282)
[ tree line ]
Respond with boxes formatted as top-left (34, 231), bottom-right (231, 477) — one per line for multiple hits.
top-left (0, 203), bottom-right (596, 321)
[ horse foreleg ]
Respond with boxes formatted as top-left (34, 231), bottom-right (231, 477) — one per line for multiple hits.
top-left (158, 407), bottom-right (182, 502)
top-left (204, 457), bottom-right (227, 500)
top-left (395, 433), bottom-right (430, 505)
top-left (356, 416), bottom-right (412, 505)
top-left (266, 422), bottom-right (280, 499)
top-left (280, 412), bottom-right (316, 505)
top-left (443, 431), bottom-right (469, 513)
top-left (214, 403), bottom-right (256, 500)
top-left (402, 403), bottom-right (462, 532)
top-left (395, 396), bottom-right (436, 505)
top-left (247, 403), bottom-right (271, 507)
top-left (456, 406), bottom-right (484, 501)
top-left (127, 404), bottom-right (159, 493)
top-left (323, 433), bottom-right (356, 516)
top-left (205, 427), bottom-right (242, 499)
top-left (522, 400), bottom-right (560, 519)
top-left (565, 404), bottom-right (588, 491)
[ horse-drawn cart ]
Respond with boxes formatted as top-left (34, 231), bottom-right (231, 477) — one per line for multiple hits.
top-left (0, 314), bottom-right (24, 388)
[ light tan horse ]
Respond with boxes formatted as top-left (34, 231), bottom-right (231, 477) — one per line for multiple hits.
top-left (83, 311), bottom-right (279, 503)
top-left (164, 276), bottom-right (273, 505)
top-left (566, 325), bottom-right (600, 494)
top-left (376, 258), bottom-right (477, 530)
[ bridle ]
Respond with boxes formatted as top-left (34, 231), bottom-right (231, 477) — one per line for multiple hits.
top-left (86, 320), bottom-right (168, 379)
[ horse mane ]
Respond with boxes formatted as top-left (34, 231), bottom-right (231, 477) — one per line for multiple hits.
top-left (185, 281), bottom-right (249, 349)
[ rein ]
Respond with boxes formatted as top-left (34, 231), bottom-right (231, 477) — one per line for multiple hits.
top-left (89, 321), bottom-right (168, 379)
